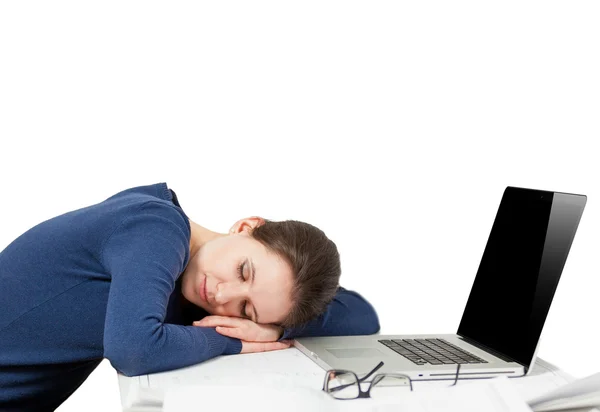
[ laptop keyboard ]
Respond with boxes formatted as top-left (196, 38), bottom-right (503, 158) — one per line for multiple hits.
top-left (378, 338), bottom-right (488, 366)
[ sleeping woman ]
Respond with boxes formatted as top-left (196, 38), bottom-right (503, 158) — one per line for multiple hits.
top-left (0, 182), bottom-right (380, 411)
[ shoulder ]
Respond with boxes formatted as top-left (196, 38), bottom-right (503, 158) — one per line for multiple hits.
top-left (110, 200), bottom-right (190, 245)
top-left (102, 182), bottom-right (173, 204)
top-left (100, 200), bottom-right (191, 271)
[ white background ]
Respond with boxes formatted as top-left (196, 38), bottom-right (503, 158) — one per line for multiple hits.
top-left (1, 1), bottom-right (598, 411)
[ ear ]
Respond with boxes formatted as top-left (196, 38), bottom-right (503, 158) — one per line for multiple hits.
top-left (229, 216), bottom-right (266, 234)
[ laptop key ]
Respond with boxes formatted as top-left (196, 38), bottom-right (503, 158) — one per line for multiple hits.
top-left (381, 339), bottom-right (482, 366)
top-left (404, 357), bottom-right (427, 365)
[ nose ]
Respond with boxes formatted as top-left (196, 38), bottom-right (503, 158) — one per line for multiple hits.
top-left (214, 282), bottom-right (244, 305)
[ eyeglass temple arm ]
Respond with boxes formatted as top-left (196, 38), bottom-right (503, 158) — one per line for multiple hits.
top-left (358, 361), bottom-right (385, 383)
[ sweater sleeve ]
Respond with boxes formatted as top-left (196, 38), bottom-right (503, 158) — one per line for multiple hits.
top-left (279, 286), bottom-right (380, 340)
top-left (101, 201), bottom-right (242, 377)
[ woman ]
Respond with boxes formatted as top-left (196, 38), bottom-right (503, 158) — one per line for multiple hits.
top-left (0, 182), bottom-right (380, 411)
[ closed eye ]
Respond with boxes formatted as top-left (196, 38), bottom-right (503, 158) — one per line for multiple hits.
top-left (237, 261), bottom-right (245, 281)
top-left (238, 261), bottom-right (249, 319)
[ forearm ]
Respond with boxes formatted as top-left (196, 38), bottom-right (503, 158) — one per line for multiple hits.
top-left (104, 323), bottom-right (242, 377)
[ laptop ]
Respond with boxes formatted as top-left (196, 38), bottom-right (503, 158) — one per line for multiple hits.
top-left (295, 186), bottom-right (587, 381)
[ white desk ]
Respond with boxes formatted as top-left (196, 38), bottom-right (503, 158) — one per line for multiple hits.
top-left (116, 347), bottom-right (597, 412)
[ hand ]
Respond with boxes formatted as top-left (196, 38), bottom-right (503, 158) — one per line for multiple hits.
top-left (193, 315), bottom-right (284, 341)
top-left (193, 316), bottom-right (291, 354)
top-left (239, 340), bottom-right (293, 354)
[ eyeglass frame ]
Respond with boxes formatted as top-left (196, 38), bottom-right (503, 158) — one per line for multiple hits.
top-left (322, 361), bottom-right (462, 400)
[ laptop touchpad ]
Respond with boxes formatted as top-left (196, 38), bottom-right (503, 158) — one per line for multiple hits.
top-left (326, 348), bottom-right (384, 358)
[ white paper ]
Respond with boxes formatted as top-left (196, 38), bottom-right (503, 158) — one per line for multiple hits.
top-left (511, 373), bottom-right (573, 403)
top-left (162, 376), bottom-right (534, 412)
top-left (123, 386), bottom-right (164, 409)
top-left (143, 348), bottom-right (324, 390)
top-left (123, 349), bottom-right (598, 412)
top-left (163, 382), bottom-right (336, 412)
top-left (373, 376), bottom-right (533, 412)
top-left (527, 372), bottom-right (600, 412)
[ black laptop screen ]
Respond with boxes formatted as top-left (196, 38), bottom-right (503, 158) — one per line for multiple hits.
top-left (457, 187), bottom-right (586, 369)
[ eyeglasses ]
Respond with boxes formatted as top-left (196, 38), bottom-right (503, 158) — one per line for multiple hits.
top-left (322, 361), bottom-right (462, 400)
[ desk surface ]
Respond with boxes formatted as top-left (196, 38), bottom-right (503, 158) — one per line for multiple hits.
top-left (117, 348), bottom-right (582, 412)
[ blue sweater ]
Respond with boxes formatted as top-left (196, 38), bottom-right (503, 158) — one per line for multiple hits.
top-left (0, 182), bottom-right (380, 411)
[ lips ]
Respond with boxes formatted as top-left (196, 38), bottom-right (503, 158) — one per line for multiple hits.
top-left (199, 276), bottom-right (207, 303)
top-left (204, 277), bottom-right (209, 304)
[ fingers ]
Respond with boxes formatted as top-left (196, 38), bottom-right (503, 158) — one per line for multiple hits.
top-left (193, 316), bottom-right (244, 328)
top-left (242, 341), bottom-right (292, 354)
top-left (193, 316), bottom-right (282, 343)
top-left (213, 326), bottom-right (243, 339)
top-left (241, 340), bottom-right (293, 354)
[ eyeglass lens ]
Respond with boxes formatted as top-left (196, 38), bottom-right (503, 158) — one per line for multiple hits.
top-left (327, 371), bottom-right (360, 399)
top-left (370, 374), bottom-right (412, 397)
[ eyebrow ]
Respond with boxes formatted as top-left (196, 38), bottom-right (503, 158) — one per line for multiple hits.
top-left (249, 258), bottom-right (259, 323)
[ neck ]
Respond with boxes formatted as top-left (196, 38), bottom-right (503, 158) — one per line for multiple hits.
top-left (188, 218), bottom-right (224, 258)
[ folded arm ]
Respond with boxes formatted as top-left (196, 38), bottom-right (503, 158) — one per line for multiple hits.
top-left (101, 202), bottom-right (242, 377)
top-left (279, 286), bottom-right (380, 340)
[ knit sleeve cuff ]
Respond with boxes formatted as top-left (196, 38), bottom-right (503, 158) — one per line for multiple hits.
top-left (279, 328), bottom-right (298, 341)
top-left (199, 327), bottom-right (243, 356)
top-left (226, 338), bottom-right (243, 355)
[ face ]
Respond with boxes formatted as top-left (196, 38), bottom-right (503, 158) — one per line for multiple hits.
top-left (180, 229), bottom-right (294, 325)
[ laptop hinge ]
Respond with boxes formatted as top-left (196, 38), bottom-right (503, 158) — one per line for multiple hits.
top-left (457, 335), bottom-right (526, 369)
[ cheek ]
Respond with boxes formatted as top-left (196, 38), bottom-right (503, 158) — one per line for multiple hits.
top-left (210, 306), bottom-right (232, 317)
top-left (196, 247), bottom-right (230, 279)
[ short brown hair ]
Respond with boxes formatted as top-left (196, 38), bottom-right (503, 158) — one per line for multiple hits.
top-left (250, 219), bottom-right (341, 329)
